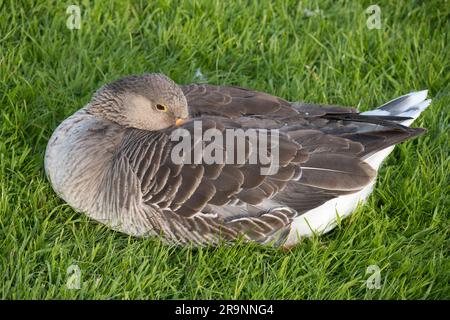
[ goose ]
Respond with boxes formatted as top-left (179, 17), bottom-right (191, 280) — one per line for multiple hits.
top-left (45, 73), bottom-right (431, 248)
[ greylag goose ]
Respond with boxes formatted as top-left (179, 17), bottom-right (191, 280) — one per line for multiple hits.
top-left (45, 73), bottom-right (431, 247)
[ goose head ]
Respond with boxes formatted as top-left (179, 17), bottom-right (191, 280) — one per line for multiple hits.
top-left (86, 73), bottom-right (189, 131)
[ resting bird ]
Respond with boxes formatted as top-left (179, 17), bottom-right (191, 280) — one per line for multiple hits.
top-left (45, 73), bottom-right (431, 248)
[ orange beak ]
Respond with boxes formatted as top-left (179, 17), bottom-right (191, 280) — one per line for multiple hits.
top-left (175, 118), bottom-right (185, 126)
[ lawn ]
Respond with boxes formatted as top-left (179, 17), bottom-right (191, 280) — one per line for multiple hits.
top-left (0, 0), bottom-right (449, 299)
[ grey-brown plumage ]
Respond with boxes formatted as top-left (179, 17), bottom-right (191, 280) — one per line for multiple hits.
top-left (45, 73), bottom-right (431, 247)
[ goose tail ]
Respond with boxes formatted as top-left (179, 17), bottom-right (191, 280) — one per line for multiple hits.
top-left (361, 90), bottom-right (431, 127)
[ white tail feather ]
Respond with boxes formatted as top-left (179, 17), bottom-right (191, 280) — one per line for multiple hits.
top-left (361, 90), bottom-right (431, 127)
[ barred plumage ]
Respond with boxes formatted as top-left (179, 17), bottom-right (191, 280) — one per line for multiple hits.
top-left (45, 73), bottom-right (431, 247)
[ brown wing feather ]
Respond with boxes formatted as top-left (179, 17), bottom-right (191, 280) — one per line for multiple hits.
top-left (181, 84), bottom-right (298, 119)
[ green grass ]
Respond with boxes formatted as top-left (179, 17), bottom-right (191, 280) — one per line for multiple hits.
top-left (1, 0), bottom-right (449, 299)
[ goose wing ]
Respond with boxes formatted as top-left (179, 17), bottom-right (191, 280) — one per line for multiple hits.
top-left (118, 120), bottom-right (374, 246)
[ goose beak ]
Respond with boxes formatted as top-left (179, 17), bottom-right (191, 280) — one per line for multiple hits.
top-left (175, 118), bottom-right (185, 126)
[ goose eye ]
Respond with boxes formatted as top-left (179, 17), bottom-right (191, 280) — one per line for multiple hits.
top-left (155, 104), bottom-right (168, 112)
